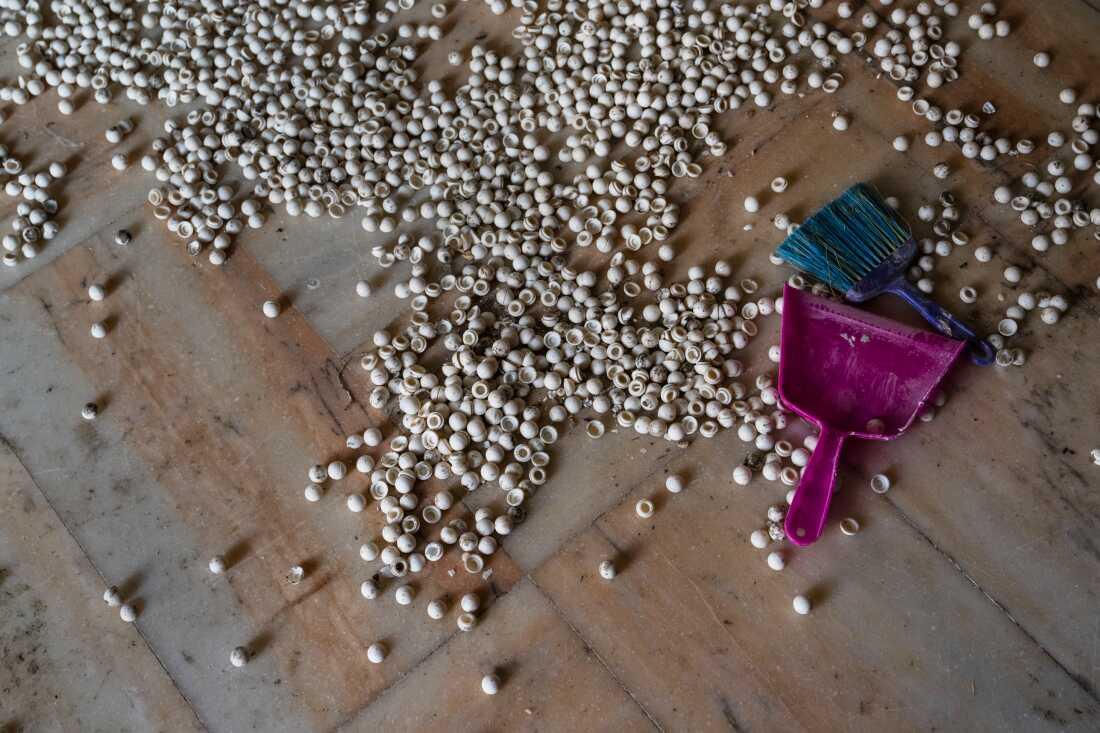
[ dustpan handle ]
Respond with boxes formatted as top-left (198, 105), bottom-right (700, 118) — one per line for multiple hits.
top-left (784, 426), bottom-right (846, 546)
top-left (887, 280), bottom-right (996, 366)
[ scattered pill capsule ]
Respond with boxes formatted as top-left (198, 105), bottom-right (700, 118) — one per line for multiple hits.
top-left (229, 646), bottom-right (249, 667)
top-left (481, 673), bottom-right (501, 695)
top-left (367, 642), bottom-right (387, 664)
top-left (103, 586), bottom-right (121, 606)
top-left (427, 599), bottom-right (446, 619)
top-left (394, 584), bottom-right (414, 605)
top-left (327, 460), bottom-right (347, 480)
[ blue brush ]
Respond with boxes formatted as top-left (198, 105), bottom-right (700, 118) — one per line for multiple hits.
top-left (777, 182), bottom-right (995, 365)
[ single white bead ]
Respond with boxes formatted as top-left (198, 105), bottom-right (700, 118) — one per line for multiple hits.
top-left (766, 552), bottom-right (785, 571)
top-left (394, 584), bottom-right (414, 605)
top-left (664, 474), bottom-right (684, 494)
top-left (304, 485), bottom-right (322, 502)
top-left (750, 529), bottom-right (769, 549)
top-left (327, 461), bottom-right (347, 480)
top-left (360, 580), bottom-right (379, 600)
top-left (90, 322), bottom-right (107, 339)
top-left (367, 642), bottom-right (387, 664)
top-left (460, 593), bottom-right (481, 613)
top-left (427, 599), bottom-right (446, 619)
top-left (88, 284), bottom-right (106, 301)
top-left (792, 594), bottom-right (812, 615)
top-left (355, 280), bottom-right (372, 298)
top-left (261, 300), bottom-right (280, 318)
top-left (832, 113), bottom-right (850, 131)
top-left (743, 196), bottom-right (760, 213)
top-left (119, 603), bottom-right (137, 622)
top-left (1033, 51), bottom-right (1050, 68)
top-left (481, 673), bottom-right (501, 695)
top-left (209, 555), bottom-right (227, 574)
top-left (598, 559), bottom-right (616, 580)
top-left (892, 136), bottom-right (909, 152)
top-left (347, 494), bottom-right (366, 513)
top-left (229, 646), bottom-right (249, 667)
top-left (732, 465), bottom-right (752, 486)
top-left (103, 586), bottom-right (122, 606)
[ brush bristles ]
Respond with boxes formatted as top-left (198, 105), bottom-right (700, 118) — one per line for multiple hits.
top-left (777, 183), bottom-right (912, 292)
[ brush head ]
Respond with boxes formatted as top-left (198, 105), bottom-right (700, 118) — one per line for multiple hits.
top-left (777, 182), bottom-right (913, 293)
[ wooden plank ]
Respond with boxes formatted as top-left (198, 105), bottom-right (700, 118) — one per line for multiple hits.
top-left (533, 430), bottom-right (1100, 730)
top-left (0, 0), bottom-right (1098, 728)
top-left (335, 579), bottom-right (658, 732)
top-left (0, 232), bottom-right (523, 729)
top-left (0, 441), bottom-right (204, 733)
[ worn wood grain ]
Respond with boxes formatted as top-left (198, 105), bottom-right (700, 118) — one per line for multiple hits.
top-left (1, 0), bottom-right (1099, 730)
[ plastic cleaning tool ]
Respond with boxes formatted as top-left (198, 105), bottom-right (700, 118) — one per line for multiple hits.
top-left (778, 284), bottom-right (965, 546)
top-left (777, 182), bottom-right (995, 365)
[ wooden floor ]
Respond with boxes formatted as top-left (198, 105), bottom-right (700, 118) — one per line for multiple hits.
top-left (2, 1), bottom-right (1100, 731)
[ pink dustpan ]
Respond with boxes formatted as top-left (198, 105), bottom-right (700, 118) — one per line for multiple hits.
top-left (778, 285), bottom-right (965, 546)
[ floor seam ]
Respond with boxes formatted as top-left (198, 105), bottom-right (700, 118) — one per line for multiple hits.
top-left (527, 574), bottom-right (665, 733)
top-left (886, 495), bottom-right (1100, 707)
top-left (0, 432), bottom-right (212, 733)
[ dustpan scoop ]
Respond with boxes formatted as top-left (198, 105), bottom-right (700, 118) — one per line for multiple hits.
top-left (777, 285), bottom-right (965, 546)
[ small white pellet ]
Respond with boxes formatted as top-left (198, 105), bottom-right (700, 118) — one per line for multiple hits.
top-left (598, 559), bottom-right (616, 580)
top-left (792, 595), bottom-right (812, 615)
top-left (230, 646), bottom-right (249, 667)
top-left (427, 599), bottom-right (446, 619)
top-left (750, 529), bottom-right (769, 549)
top-left (261, 300), bottom-right (280, 318)
top-left (209, 555), bottom-right (227, 574)
top-left (119, 603), bottom-right (137, 622)
top-left (481, 673), bottom-right (501, 695)
top-left (367, 642), bottom-right (387, 664)
top-left (664, 474), bottom-right (684, 493)
top-left (766, 552), bottom-right (785, 571)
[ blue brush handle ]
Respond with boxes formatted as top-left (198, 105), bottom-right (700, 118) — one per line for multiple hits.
top-left (886, 278), bottom-right (996, 365)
